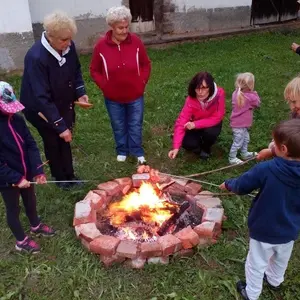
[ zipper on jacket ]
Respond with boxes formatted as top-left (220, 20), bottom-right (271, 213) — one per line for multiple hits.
top-left (99, 53), bottom-right (109, 80)
top-left (8, 116), bottom-right (27, 177)
top-left (136, 48), bottom-right (140, 76)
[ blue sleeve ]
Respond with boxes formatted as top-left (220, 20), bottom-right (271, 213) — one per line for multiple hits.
top-left (20, 118), bottom-right (44, 177)
top-left (225, 163), bottom-right (264, 195)
top-left (0, 161), bottom-right (23, 185)
top-left (73, 42), bottom-right (86, 99)
top-left (24, 55), bottom-right (68, 134)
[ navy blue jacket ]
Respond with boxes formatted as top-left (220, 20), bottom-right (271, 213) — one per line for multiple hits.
top-left (20, 40), bottom-right (86, 134)
top-left (0, 113), bottom-right (43, 188)
top-left (225, 157), bottom-right (300, 244)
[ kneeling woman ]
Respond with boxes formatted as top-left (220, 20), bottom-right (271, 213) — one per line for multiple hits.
top-left (169, 72), bottom-right (225, 160)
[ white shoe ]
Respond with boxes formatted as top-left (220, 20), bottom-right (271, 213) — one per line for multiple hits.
top-left (117, 155), bottom-right (127, 162)
top-left (137, 156), bottom-right (146, 164)
top-left (229, 157), bottom-right (243, 165)
top-left (241, 152), bottom-right (257, 160)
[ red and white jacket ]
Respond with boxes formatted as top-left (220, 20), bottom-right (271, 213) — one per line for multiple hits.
top-left (173, 85), bottom-right (226, 149)
top-left (90, 31), bottom-right (151, 103)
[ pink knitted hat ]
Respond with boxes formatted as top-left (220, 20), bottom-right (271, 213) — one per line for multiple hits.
top-left (0, 81), bottom-right (24, 114)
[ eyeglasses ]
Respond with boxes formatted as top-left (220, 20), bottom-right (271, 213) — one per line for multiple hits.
top-left (197, 85), bottom-right (209, 90)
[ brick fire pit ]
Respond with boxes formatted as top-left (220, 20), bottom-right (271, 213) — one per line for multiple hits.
top-left (73, 167), bottom-right (225, 268)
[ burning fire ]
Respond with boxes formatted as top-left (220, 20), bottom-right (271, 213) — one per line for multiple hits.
top-left (105, 182), bottom-right (179, 240)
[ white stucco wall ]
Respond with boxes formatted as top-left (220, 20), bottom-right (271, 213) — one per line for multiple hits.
top-left (175, 0), bottom-right (252, 12)
top-left (28, 0), bottom-right (122, 23)
top-left (0, 0), bottom-right (33, 33)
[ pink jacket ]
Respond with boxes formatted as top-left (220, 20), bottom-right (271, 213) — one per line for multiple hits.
top-left (173, 86), bottom-right (226, 149)
top-left (230, 89), bottom-right (260, 128)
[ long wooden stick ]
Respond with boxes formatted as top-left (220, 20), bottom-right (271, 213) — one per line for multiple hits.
top-left (185, 156), bottom-right (256, 178)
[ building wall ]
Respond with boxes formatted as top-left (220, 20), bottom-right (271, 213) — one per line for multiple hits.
top-left (0, 0), bottom-right (34, 72)
top-left (162, 0), bottom-right (252, 34)
top-left (28, 0), bottom-right (123, 50)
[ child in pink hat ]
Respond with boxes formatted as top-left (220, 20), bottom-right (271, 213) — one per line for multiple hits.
top-left (0, 81), bottom-right (55, 253)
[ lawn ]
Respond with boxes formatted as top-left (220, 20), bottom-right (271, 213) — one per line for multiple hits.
top-left (1, 28), bottom-right (300, 300)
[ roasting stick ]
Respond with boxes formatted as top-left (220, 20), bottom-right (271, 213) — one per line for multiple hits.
top-left (158, 172), bottom-right (256, 198)
top-left (185, 156), bottom-right (257, 178)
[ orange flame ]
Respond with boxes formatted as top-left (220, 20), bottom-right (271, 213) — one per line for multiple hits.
top-left (107, 182), bottom-right (178, 228)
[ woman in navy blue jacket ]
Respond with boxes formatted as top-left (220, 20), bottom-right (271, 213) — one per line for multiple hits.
top-left (0, 82), bottom-right (55, 254)
top-left (20, 11), bottom-right (89, 190)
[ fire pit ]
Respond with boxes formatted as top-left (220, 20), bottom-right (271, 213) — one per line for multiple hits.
top-left (73, 166), bottom-right (225, 268)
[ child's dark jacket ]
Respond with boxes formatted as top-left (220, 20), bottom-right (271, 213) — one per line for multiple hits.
top-left (0, 113), bottom-right (43, 187)
top-left (225, 157), bottom-right (300, 244)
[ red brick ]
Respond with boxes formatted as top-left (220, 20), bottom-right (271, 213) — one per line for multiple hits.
top-left (100, 254), bottom-right (125, 267)
top-left (125, 257), bottom-right (146, 269)
top-left (114, 177), bottom-right (132, 187)
top-left (132, 173), bottom-right (151, 187)
top-left (81, 239), bottom-right (91, 251)
top-left (202, 208), bottom-right (224, 225)
top-left (140, 241), bottom-right (162, 258)
top-left (93, 189), bottom-right (112, 207)
top-left (158, 173), bottom-right (172, 184)
top-left (147, 256), bottom-right (169, 265)
top-left (194, 222), bottom-right (216, 238)
top-left (90, 235), bottom-right (120, 256)
top-left (198, 238), bottom-right (210, 248)
top-left (84, 190), bottom-right (107, 211)
top-left (75, 223), bottom-right (101, 242)
top-left (195, 196), bottom-right (222, 209)
top-left (121, 185), bottom-right (131, 195)
top-left (73, 201), bottom-right (96, 226)
top-left (116, 240), bottom-right (139, 258)
top-left (184, 182), bottom-right (202, 195)
top-left (158, 234), bottom-right (182, 256)
top-left (171, 177), bottom-right (189, 186)
top-left (150, 169), bottom-right (160, 183)
top-left (97, 181), bottom-right (121, 196)
top-left (174, 226), bottom-right (200, 249)
top-left (166, 183), bottom-right (187, 197)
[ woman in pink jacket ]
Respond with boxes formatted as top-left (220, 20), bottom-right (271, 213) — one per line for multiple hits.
top-left (168, 72), bottom-right (225, 160)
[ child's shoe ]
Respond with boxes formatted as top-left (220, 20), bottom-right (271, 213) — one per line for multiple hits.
top-left (263, 273), bottom-right (281, 290)
top-left (241, 151), bottom-right (257, 160)
top-left (31, 223), bottom-right (56, 237)
top-left (117, 155), bottom-right (127, 162)
top-left (236, 280), bottom-right (250, 300)
top-left (15, 236), bottom-right (40, 254)
top-left (229, 157), bottom-right (243, 165)
top-left (137, 156), bottom-right (147, 164)
top-left (199, 150), bottom-right (210, 160)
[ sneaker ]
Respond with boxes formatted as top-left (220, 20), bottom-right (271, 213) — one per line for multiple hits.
top-left (15, 236), bottom-right (40, 254)
top-left (263, 273), bottom-right (281, 290)
top-left (117, 155), bottom-right (127, 162)
top-left (236, 280), bottom-right (250, 300)
top-left (199, 150), bottom-right (210, 160)
top-left (31, 223), bottom-right (56, 237)
top-left (137, 156), bottom-right (147, 164)
top-left (68, 176), bottom-right (85, 188)
top-left (241, 151), bottom-right (257, 160)
top-left (229, 157), bottom-right (244, 165)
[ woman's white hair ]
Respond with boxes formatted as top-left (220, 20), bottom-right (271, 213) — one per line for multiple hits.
top-left (43, 11), bottom-right (77, 37)
top-left (106, 6), bottom-right (132, 26)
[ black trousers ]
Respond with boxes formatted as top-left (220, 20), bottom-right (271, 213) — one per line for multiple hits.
top-left (24, 112), bottom-right (74, 180)
top-left (182, 122), bottom-right (222, 154)
top-left (1, 185), bottom-right (40, 241)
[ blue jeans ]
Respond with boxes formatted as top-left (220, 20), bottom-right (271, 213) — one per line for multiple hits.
top-left (105, 97), bottom-right (144, 157)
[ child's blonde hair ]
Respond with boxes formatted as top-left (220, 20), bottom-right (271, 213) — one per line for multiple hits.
top-left (235, 72), bottom-right (255, 108)
top-left (284, 76), bottom-right (300, 102)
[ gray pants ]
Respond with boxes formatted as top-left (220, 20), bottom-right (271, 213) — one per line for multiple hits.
top-left (229, 128), bottom-right (250, 158)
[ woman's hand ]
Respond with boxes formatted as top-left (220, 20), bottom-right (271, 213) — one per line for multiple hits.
top-left (17, 178), bottom-right (31, 189)
top-left (168, 149), bottom-right (179, 159)
top-left (184, 122), bottom-right (195, 130)
top-left (34, 174), bottom-right (47, 184)
top-left (59, 129), bottom-right (72, 142)
top-left (257, 148), bottom-right (272, 161)
top-left (78, 95), bottom-right (89, 103)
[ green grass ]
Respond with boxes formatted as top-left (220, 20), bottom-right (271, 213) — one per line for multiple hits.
top-left (1, 28), bottom-right (300, 300)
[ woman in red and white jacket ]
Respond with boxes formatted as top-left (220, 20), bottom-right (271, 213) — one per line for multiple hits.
top-left (169, 72), bottom-right (225, 160)
top-left (90, 6), bottom-right (151, 164)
